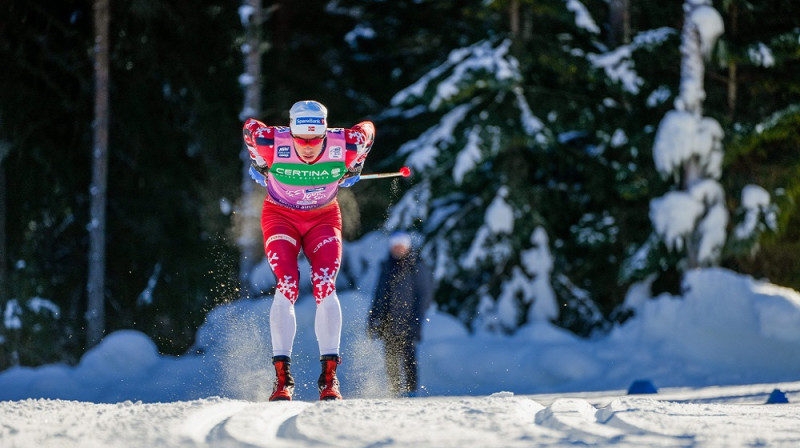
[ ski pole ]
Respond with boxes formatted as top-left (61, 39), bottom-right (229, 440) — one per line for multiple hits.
top-left (358, 166), bottom-right (412, 180)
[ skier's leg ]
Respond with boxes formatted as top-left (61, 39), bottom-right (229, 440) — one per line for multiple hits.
top-left (262, 213), bottom-right (302, 400)
top-left (264, 230), bottom-right (302, 305)
top-left (261, 205), bottom-right (302, 357)
top-left (261, 202), bottom-right (303, 304)
top-left (303, 224), bottom-right (343, 356)
top-left (265, 230), bottom-right (300, 357)
top-left (314, 291), bottom-right (342, 356)
top-left (303, 223), bottom-right (345, 400)
top-left (270, 291), bottom-right (296, 357)
top-left (305, 226), bottom-right (342, 305)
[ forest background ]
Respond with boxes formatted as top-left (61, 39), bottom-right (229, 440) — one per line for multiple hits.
top-left (1, 0), bottom-right (799, 370)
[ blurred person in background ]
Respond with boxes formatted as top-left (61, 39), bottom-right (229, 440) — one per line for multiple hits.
top-left (368, 231), bottom-right (434, 397)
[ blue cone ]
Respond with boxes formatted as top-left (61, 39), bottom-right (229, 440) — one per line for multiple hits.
top-left (627, 379), bottom-right (658, 395)
top-left (766, 389), bottom-right (789, 404)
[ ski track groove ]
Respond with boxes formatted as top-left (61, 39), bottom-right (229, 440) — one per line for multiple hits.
top-left (194, 397), bottom-right (718, 447)
top-left (278, 395), bottom-right (563, 448)
top-left (535, 398), bottom-right (626, 440)
top-left (275, 413), bottom-right (329, 446)
top-left (177, 399), bottom-right (252, 444)
top-left (203, 401), bottom-right (312, 448)
top-left (533, 397), bottom-right (698, 447)
top-left (597, 397), bottom-right (800, 446)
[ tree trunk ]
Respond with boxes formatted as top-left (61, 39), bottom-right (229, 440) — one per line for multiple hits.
top-left (238, 0), bottom-right (265, 298)
top-left (727, 60), bottom-right (737, 120)
top-left (87, 0), bottom-right (110, 347)
top-left (509, 0), bottom-right (520, 37)
top-left (608, 0), bottom-right (630, 47)
top-left (509, 0), bottom-right (531, 57)
top-left (0, 136), bottom-right (7, 301)
top-left (726, 2), bottom-right (739, 120)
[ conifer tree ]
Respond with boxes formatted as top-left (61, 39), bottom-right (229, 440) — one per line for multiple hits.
top-left (648, 0), bottom-right (727, 270)
top-left (382, 2), bottom-right (611, 334)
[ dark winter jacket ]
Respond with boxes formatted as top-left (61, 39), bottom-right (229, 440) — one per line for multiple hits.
top-left (368, 251), bottom-right (434, 342)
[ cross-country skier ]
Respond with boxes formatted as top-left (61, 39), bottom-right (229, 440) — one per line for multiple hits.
top-left (243, 100), bottom-right (375, 401)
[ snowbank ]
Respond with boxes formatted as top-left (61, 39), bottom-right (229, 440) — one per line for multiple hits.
top-left (1, 252), bottom-right (799, 403)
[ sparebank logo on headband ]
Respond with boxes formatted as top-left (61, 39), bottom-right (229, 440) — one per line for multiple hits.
top-left (295, 117), bottom-right (325, 125)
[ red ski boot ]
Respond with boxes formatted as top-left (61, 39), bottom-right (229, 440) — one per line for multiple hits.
top-left (318, 354), bottom-right (342, 401)
top-left (269, 355), bottom-right (295, 401)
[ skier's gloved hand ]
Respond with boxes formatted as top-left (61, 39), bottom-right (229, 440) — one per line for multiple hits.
top-left (249, 165), bottom-right (267, 187)
top-left (339, 174), bottom-right (360, 188)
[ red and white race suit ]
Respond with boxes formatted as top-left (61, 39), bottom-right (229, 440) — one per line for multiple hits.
top-left (242, 118), bottom-right (374, 358)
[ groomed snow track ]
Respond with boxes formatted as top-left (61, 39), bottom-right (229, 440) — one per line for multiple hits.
top-left (2, 386), bottom-right (800, 447)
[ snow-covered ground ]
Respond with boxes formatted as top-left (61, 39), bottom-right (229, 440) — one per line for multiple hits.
top-left (2, 234), bottom-right (800, 446)
top-left (2, 383), bottom-right (800, 447)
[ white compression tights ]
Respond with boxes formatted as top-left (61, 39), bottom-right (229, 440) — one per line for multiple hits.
top-left (315, 292), bottom-right (342, 356)
top-left (270, 291), bottom-right (296, 357)
top-left (270, 291), bottom-right (342, 358)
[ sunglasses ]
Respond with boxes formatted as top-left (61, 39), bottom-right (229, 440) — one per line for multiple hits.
top-left (292, 135), bottom-right (325, 146)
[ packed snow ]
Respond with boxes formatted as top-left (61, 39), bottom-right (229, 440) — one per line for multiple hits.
top-left (2, 233), bottom-right (800, 446)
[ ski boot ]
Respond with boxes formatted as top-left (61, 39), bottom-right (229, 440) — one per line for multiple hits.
top-left (318, 354), bottom-right (342, 401)
top-left (269, 355), bottom-right (295, 401)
